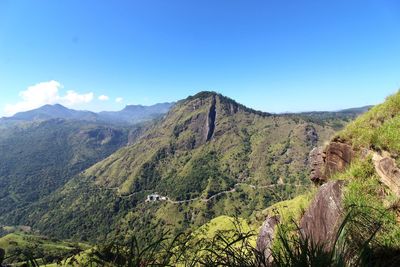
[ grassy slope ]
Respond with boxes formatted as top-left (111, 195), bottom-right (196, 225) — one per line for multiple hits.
top-left (336, 91), bottom-right (400, 248)
top-left (0, 231), bottom-right (89, 265)
top-left (339, 90), bottom-right (400, 158)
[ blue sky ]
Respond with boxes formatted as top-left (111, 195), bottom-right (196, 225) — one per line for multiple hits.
top-left (0, 0), bottom-right (400, 116)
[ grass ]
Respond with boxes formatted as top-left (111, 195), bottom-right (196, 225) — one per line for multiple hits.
top-left (338, 90), bottom-right (400, 157)
top-left (255, 191), bottom-right (315, 228)
top-left (332, 156), bottom-right (400, 252)
top-left (0, 231), bottom-right (88, 266)
top-left (194, 215), bottom-right (252, 239)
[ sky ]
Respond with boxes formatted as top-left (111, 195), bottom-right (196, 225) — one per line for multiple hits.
top-left (0, 0), bottom-right (400, 117)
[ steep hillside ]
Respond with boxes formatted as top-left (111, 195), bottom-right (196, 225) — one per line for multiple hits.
top-left (3, 91), bottom-right (364, 242)
top-left (255, 91), bottom-right (400, 266)
top-left (0, 119), bottom-right (134, 216)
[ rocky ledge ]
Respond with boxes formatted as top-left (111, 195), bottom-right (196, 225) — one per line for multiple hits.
top-left (310, 141), bottom-right (354, 184)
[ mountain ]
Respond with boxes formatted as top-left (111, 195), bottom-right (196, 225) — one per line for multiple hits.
top-left (0, 91), bottom-right (368, 241)
top-left (98, 102), bottom-right (174, 124)
top-left (2, 104), bottom-right (98, 122)
top-left (0, 119), bottom-right (141, 216)
top-left (0, 102), bottom-right (174, 125)
top-left (282, 105), bottom-right (373, 129)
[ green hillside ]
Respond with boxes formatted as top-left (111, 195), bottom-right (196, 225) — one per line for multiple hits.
top-left (0, 230), bottom-right (89, 266)
top-left (257, 91), bottom-right (400, 266)
top-left (3, 92), bottom-right (362, 242)
top-left (0, 119), bottom-right (134, 216)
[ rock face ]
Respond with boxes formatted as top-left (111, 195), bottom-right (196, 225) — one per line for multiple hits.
top-left (300, 180), bottom-right (345, 250)
top-left (305, 125), bottom-right (319, 147)
top-left (373, 153), bottom-right (400, 197)
top-left (256, 215), bottom-right (280, 263)
top-left (309, 142), bottom-right (354, 184)
top-left (309, 147), bottom-right (326, 184)
top-left (324, 142), bottom-right (354, 177)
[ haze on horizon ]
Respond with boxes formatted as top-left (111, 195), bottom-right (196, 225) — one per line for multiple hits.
top-left (1, 0), bottom-right (400, 116)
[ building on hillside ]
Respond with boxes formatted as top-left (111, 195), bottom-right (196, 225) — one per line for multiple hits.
top-left (146, 194), bottom-right (168, 202)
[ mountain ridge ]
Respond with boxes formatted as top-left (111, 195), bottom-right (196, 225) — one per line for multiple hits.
top-left (0, 102), bottom-right (175, 125)
top-left (1, 91), bottom-right (372, 124)
top-left (0, 91), bottom-right (369, 241)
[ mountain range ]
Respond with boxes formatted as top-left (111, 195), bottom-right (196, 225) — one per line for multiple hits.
top-left (0, 102), bottom-right (174, 125)
top-left (0, 91), bottom-right (370, 243)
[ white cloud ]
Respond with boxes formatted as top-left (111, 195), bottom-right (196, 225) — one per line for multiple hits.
top-left (63, 90), bottom-right (94, 105)
top-left (4, 80), bottom-right (94, 116)
top-left (98, 95), bottom-right (109, 101)
top-left (115, 97), bottom-right (123, 103)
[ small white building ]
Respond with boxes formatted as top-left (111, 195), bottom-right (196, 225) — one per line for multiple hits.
top-left (146, 194), bottom-right (169, 202)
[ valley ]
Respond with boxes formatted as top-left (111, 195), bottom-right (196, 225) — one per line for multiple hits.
top-left (0, 91), bottom-right (373, 266)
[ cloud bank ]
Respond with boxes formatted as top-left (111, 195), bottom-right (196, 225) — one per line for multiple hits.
top-left (4, 80), bottom-right (94, 116)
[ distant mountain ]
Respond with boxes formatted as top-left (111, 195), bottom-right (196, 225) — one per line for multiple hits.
top-left (292, 105), bottom-right (373, 117)
top-left (98, 102), bottom-right (174, 124)
top-left (3, 104), bottom-right (98, 122)
top-left (281, 106), bottom-right (373, 130)
top-left (1, 91), bottom-right (369, 241)
top-left (0, 102), bottom-right (175, 125)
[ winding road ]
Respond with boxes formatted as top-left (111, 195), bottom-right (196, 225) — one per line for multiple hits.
top-left (102, 181), bottom-right (306, 203)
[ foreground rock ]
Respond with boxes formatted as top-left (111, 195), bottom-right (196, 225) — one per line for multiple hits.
top-left (325, 142), bottom-right (354, 177)
top-left (373, 152), bottom-right (400, 197)
top-left (256, 215), bottom-right (280, 263)
top-left (309, 147), bottom-right (326, 184)
top-left (309, 141), bottom-right (354, 184)
top-left (300, 180), bottom-right (345, 250)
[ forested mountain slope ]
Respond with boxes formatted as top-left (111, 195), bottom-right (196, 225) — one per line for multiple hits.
top-left (0, 91), bottom-right (367, 241)
top-left (0, 119), bottom-right (133, 216)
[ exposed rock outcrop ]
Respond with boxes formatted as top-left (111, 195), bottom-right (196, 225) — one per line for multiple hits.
top-left (300, 180), bottom-right (345, 250)
top-left (305, 125), bottom-right (319, 147)
top-left (373, 153), bottom-right (400, 197)
top-left (173, 95), bottom-right (218, 148)
top-left (309, 141), bottom-right (354, 184)
top-left (309, 147), bottom-right (326, 184)
top-left (256, 215), bottom-right (280, 264)
top-left (206, 95), bottom-right (217, 141)
top-left (325, 142), bottom-right (354, 177)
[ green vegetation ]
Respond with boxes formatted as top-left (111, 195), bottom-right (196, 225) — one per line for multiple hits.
top-left (266, 90), bottom-right (400, 266)
top-left (333, 158), bottom-right (400, 250)
top-left (0, 92), bottom-right (360, 243)
top-left (0, 231), bottom-right (88, 266)
top-left (0, 91), bottom-right (375, 266)
top-left (270, 206), bottom-right (399, 267)
top-left (339, 91), bottom-right (400, 156)
top-left (0, 119), bottom-right (132, 217)
top-left (334, 91), bottom-right (400, 251)
top-left (256, 193), bottom-right (314, 226)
